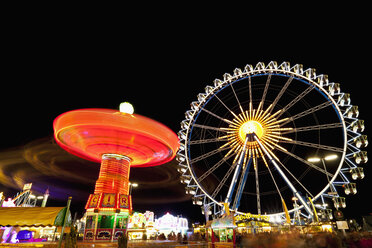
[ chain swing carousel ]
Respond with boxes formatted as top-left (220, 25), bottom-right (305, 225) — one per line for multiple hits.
top-left (54, 102), bottom-right (179, 241)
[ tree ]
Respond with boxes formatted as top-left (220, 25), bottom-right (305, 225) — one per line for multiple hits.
top-left (65, 225), bottom-right (77, 248)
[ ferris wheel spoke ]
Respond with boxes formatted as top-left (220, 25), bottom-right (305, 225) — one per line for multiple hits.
top-left (190, 146), bottom-right (230, 164)
top-left (254, 134), bottom-right (314, 216)
top-left (197, 152), bottom-right (235, 182)
top-left (228, 80), bottom-right (245, 114)
top-left (270, 77), bottom-right (293, 113)
top-left (192, 123), bottom-right (229, 132)
top-left (280, 140), bottom-right (344, 153)
top-left (281, 122), bottom-right (343, 135)
top-left (277, 149), bottom-right (334, 178)
top-left (189, 137), bottom-right (228, 145)
top-left (275, 157), bottom-right (314, 198)
top-left (276, 85), bottom-right (314, 118)
top-left (211, 160), bottom-right (238, 199)
top-left (225, 134), bottom-right (250, 205)
top-left (232, 157), bottom-right (253, 210)
top-left (201, 108), bottom-right (235, 125)
top-left (214, 94), bottom-right (241, 121)
top-left (259, 74), bottom-right (272, 111)
top-left (280, 101), bottom-right (333, 126)
top-left (253, 158), bottom-right (261, 215)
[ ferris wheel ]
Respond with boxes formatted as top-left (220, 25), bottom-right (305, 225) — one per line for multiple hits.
top-left (176, 61), bottom-right (368, 222)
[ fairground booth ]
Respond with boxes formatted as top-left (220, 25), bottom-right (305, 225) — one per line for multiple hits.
top-left (127, 211), bottom-right (155, 240)
top-left (206, 214), bottom-right (236, 248)
top-left (84, 192), bottom-right (131, 241)
top-left (0, 207), bottom-right (71, 243)
top-left (235, 213), bottom-right (271, 234)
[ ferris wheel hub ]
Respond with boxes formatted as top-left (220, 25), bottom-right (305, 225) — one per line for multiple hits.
top-left (239, 120), bottom-right (264, 141)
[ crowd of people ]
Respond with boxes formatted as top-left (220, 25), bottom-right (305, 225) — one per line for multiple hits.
top-left (235, 231), bottom-right (372, 248)
top-left (129, 229), bottom-right (372, 247)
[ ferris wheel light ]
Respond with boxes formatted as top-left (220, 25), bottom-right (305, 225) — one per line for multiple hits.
top-left (180, 175), bottom-right (191, 184)
top-left (181, 120), bottom-right (189, 130)
top-left (307, 157), bottom-right (321, 163)
top-left (354, 135), bottom-right (368, 148)
top-left (267, 61), bottom-right (278, 71)
top-left (233, 68), bottom-right (243, 77)
top-left (316, 74), bottom-right (329, 87)
top-left (176, 153), bottom-right (186, 163)
top-left (185, 110), bottom-right (194, 120)
top-left (205, 86), bottom-right (214, 95)
top-left (119, 102), bottom-right (134, 114)
top-left (304, 68), bottom-right (316, 79)
top-left (191, 101), bottom-right (199, 111)
top-left (223, 73), bottom-right (233, 82)
top-left (197, 93), bottom-right (207, 103)
top-left (214, 79), bottom-right (224, 88)
top-left (255, 62), bottom-right (265, 72)
top-left (278, 61), bottom-right (290, 71)
top-left (178, 131), bottom-right (187, 140)
top-left (244, 64), bottom-right (254, 73)
top-left (324, 154), bottom-right (338, 161)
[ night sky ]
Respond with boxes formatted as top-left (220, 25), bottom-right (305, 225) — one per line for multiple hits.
top-left (1, 17), bottom-right (371, 225)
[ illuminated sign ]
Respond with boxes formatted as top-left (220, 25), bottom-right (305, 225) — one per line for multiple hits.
top-left (23, 183), bottom-right (32, 191)
top-left (85, 193), bottom-right (132, 210)
top-left (119, 194), bottom-right (129, 209)
top-left (100, 193), bottom-right (116, 208)
top-left (87, 194), bottom-right (100, 208)
top-left (155, 212), bottom-right (188, 230)
top-left (235, 213), bottom-right (270, 222)
top-left (128, 211), bottom-right (155, 229)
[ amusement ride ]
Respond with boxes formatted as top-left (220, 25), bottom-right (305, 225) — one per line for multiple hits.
top-left (53, 103), bottom-right (179, 240)
top-left (176, 61), bottom-right (368, 223)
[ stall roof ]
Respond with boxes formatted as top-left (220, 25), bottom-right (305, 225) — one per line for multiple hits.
top-left (0, 207), bottom-right (69, 227)
top-left (211, 214), bottom-right (236, 228)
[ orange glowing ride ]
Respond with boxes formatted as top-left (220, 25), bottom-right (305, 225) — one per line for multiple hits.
top-left (53, 107), bottom-right (179, 210)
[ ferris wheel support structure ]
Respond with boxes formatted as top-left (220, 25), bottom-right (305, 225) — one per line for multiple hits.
top-left (253, 133), bottom-right (313, 216)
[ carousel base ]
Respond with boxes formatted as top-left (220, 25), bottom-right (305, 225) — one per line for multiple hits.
top-left (83, 210), bottom-right (130, 242)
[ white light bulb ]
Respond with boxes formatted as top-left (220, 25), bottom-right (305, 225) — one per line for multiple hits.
top-left (119, 102), bottom-right (134, 114)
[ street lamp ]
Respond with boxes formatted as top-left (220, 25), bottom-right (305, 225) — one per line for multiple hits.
top-left (307, 154), bottom-right (338, 195)
top-left (307, 154), bottom-right (338, 163)
top-left (308, 154), bottom-right (349, 209)
top-left (129, 182), bottom-right (138, 195)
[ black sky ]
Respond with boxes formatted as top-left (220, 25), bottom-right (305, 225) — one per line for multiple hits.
top-left (1, 14), bottom-right (371, 224)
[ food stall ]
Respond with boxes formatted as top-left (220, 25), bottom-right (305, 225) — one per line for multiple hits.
top-left (235, 213), bottom-right (271, 234)
top-left (127, 211), bottom-right (155, 240)
top-left (0, 207), bottom-right (71, 243)
top-left (155, 212), bottom-right (188, 237)
top-left (207, 214), bottom-right (236, 248)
